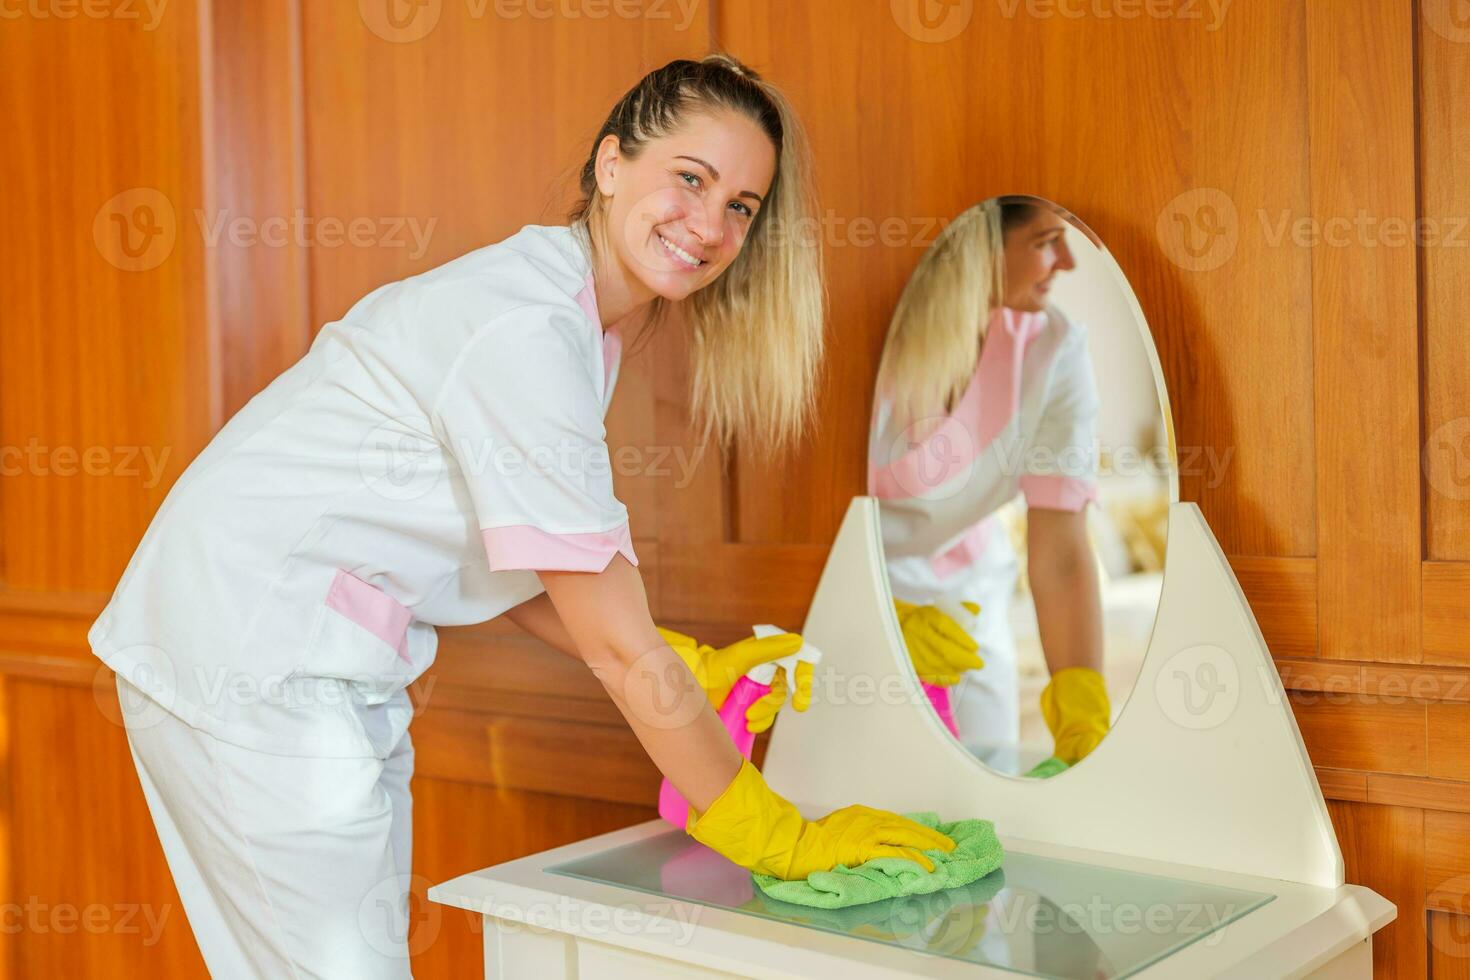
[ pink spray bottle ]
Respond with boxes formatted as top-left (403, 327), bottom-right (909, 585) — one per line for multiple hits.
top-left (658, 624), bottom-right (823, 830)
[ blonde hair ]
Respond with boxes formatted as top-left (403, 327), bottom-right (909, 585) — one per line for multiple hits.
top-left (875, 196), bottom-right (1041, 437)
top-left (569, 54), bottom-right (825, 455)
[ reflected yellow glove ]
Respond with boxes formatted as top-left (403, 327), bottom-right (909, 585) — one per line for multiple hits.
top-left (893, 600), bottom-right (985, 686)
top-left (1039, 666), bottom-right (1111, 765)
top-left (687, 757), bottom-right (957, 880)
top-left (924, 903), bottom-right (990, 956)
top-left (656, 627), bottom-right (812, 732)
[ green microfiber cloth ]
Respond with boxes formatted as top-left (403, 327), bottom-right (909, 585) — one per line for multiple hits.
top-left (750, 812), bottom-right (1003, 909)
top-left (749, 864), bottom-right (1007, 939)
top-left (1023, 756), bottom-right (1070, 779)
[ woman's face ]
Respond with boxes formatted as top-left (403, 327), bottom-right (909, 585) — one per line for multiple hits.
top-left (1001, 209), bottom-right (1076, 312)
top-left (596, 110), bottom-right (777, 303)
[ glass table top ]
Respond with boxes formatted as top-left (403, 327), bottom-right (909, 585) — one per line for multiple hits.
top-left (545, 828), bottom-right (1274, 979)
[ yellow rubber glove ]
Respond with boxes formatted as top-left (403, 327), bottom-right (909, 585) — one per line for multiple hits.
top-left (687, 757), bottom-right (957, 880)
top-left (893, 600), bottom-right (985, 686)
top-left (656, 626), bottom-right (812, 732)
top-left (1039, 666), bottom-right (1111, 765)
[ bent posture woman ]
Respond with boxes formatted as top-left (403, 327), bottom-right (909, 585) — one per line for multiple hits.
top-left (90, 54), bottom-right (952, 977)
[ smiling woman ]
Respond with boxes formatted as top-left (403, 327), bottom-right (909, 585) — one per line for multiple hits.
top-left (89, 52), bottom-right (955, 978)
top-left (570, 54), bottom-right (825, 451)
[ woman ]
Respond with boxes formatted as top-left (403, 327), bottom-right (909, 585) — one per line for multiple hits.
top-left (90, 55), bottom-right (953, 977)
top-left (869, 196), bottom-right (1110, 774)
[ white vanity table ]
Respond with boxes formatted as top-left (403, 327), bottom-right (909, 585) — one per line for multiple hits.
top-left (430, 498), bottom-right (1396, 978)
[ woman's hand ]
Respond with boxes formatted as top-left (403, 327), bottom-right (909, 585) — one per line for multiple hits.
top-left (1039, 666), bottom-right (1110, 764)
top-left (1027, 508), bottom-right (1108, 764)
top-left (656, 627), bottom-right (813, 733)
top-left (687, 757), bottom-right (956, 880)
top-left (894, 600), bottom-right (985, 686)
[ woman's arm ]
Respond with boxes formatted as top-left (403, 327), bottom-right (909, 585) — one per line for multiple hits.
top-left (503, 593), bottom-right (581, 660)
top-left (538, 555), bottom-right (744, 813)
top-left (1027, 507), bottom-right (1103, 675)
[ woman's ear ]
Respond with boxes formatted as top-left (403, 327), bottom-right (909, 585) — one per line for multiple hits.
top-left (595, 134), bottom-right (621, 196)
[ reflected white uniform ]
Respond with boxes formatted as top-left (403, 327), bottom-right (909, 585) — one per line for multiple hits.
top-left (869, 305), bottom-right (1099, 759)
top-left (90, 223), bottom-right (632, 976)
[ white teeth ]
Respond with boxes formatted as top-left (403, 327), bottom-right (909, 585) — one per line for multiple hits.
top-left (659, 234), bottom-right (703, 268)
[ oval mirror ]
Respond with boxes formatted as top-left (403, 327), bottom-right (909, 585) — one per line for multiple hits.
top-left (867, 194), bottom-right (1175, 778)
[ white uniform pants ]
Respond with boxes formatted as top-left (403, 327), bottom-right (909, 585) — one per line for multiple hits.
top-left (117, 675), bottom-right (416, 979)
top-left (949, 564), bottom-right (1020, 762)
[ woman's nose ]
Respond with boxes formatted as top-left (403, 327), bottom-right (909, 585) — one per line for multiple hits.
top-left (686, 200), bottom-right (725, 252)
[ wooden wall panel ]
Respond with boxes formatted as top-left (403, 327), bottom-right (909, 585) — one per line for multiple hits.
top-left (1430, 913), bottom-right (1470, 979)
top-left (0, 0), bottom-right (215, 592)
top-left (1328, 801), bottom-right (1427, 980)
top-left (209, 0), bottom-right (313, 415)
top-left (1426, 810), bottom-right (1470, 913)
top-left (1424, 563), bottom-right (1470, 667)
top-left (1231, 557), bottom-right (1318, 659)
top-left (1291, 694), bottom-right (1427, 776)
top-left (1305, 0), bottom-right (1421, 664)
top-left (1420, 0), bottom-right (1470, 563)
top-left (8, 679), bottom-right (208, 977)
top-left (721, 1), bottom-right (1318, 558)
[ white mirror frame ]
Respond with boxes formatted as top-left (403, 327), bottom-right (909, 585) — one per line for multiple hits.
top-left (762, 495), bottom-right (1341, 888)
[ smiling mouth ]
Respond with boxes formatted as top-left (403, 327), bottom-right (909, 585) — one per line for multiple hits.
top-left (658, 233), bottom-right (704, 270)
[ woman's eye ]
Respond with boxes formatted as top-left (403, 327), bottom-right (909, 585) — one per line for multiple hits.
top-left (678, 171), bottom-right (702, 188)
top-left (730, 201), bottom-right (753, 218)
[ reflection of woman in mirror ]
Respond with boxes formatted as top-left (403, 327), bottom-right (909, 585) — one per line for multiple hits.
top-left (868, 196), bottom-right (1108, 774)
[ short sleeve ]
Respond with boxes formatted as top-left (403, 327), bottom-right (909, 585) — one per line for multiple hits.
top-left (1021, 325), bottom-right (1101, 512)
top-left (431, 305), bottom-right (638, 573)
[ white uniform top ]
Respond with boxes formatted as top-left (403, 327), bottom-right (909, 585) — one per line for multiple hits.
top-left (868, 304), bottom-right (1100, 608)
top-left (89, 223), bottom-right (634, 758)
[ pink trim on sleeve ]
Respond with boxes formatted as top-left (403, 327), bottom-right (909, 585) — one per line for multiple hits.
top-left (1020, 474), bottom-right (1099, 512)
top-left (325, 569), bottom-right (413, 662)
top-left (482, 522), bottom-right (640, 573)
